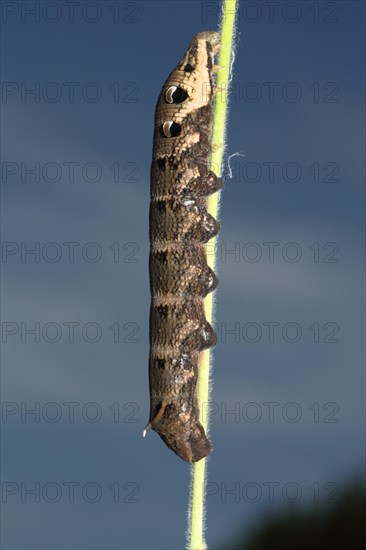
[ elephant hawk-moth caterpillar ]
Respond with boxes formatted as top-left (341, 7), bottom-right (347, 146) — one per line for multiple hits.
top-left (145, 31), bottom-right (222, 463)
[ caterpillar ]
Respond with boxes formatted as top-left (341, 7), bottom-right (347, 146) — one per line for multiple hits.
top-left (144, 31), bottom-right (222, 463)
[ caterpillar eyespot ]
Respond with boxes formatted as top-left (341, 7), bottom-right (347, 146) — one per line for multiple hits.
top-left (147, 30), bottom-right (222, 464)
top-left (162, 121), bottom-right (181, 138)
top-left (165, 86), bottom-right (189, 104)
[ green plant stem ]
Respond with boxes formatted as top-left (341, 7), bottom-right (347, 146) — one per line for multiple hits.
top-left (188, 2), bottom-right (237, 549)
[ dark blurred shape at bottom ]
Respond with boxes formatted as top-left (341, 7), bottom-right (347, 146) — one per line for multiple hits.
top-left (222, 479), bottom-right (365, 550)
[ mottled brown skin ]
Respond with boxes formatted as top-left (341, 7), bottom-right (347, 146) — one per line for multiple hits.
top-left (148, 31), bottom-right (222, 463)
top-left (150, 242), bottom-right (218, 298)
